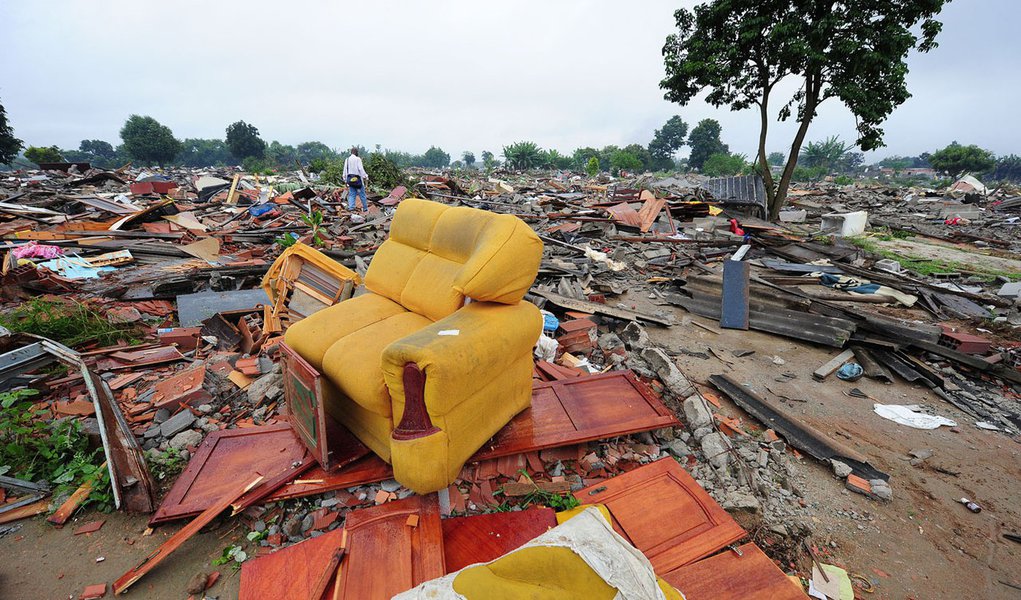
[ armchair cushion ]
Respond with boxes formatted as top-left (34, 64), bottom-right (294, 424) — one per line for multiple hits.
top-left (321, 310), bottom-right (433, 418)
top-left (381, 301), bottom-right (542, 417)
top-left (283, 292), bottom-right (407, 371)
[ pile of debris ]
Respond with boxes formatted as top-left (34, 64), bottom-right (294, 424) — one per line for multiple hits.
top-left (0, 161), bottom-right (1018, 598)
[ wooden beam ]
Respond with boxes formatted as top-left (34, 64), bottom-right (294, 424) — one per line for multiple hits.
top-left (112, 476), bottom-right (263, 595)
top-left (812, 349), bottom-right (855, 381)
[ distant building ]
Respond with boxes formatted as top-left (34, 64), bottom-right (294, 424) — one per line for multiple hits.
top-left (903, 168), bottom-right (936, 179)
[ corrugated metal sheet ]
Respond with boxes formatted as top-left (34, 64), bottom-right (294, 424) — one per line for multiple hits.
top-left (703, 175), bottom-right (766, 213)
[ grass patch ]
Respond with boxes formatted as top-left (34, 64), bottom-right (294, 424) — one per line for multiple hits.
top-left (0, 388), bottom-right (113, 511)
top-left (0, 299), bottom-right (140, 348)
top-left (847, 235), bottom-right (1021, 281)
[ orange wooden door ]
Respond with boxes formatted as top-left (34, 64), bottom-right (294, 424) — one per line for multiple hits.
top-left (578, 458), bottom-right (746, 574)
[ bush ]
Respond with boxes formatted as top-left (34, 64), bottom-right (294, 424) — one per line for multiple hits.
top-left (24, 145), bottom-right (64, 165)
top-left (364, 153), bottom-right (406, 191)
top-left (701, 152), bottom-right (747, 177)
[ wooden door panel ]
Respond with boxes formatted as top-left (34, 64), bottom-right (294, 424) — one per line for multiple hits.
top-left (441, 507), bottom-right (557, 573)
top-left (150, 424), bottom-right (308, 525)
top-left (334, 494), bottom-right (445, 599)
top-left (578, 458), bottom-right (746, 573)
top-left (238, 528), bottom-right (345, 600)
top-left (661, 542), bottom-right (808, 599)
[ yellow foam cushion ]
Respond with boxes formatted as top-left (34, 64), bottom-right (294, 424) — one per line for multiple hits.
top-left (283, 292), bottom-right (406, 371)
top-left (381, 301), bottom-right (542, 416)
top-left (363, 241), bottom-right (427, 307)
top-left (321, 311), bottom-right (432, 417)
top-left (455, 216), bottom-right (543, 304)
top-left (452, 546), bottom-right (618, 600)
top-left (400, 253), bottom-right (465, 322)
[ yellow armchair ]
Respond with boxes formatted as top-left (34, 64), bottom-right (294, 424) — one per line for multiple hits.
top-left (283, 198), bottom-right (543, 493)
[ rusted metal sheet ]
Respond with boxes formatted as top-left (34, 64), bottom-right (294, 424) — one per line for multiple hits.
top-left (720, 260), bottom-right (750, 330)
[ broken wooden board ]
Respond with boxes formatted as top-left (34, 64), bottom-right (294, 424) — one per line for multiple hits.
top-left (577, 458), bottom-right (746, 574)
top-left (709, 374), bottom-right (889, 482)
top-left (264, 454), bottom-right (393, 503)
top-left (812, 349), bottom-right (855, 381)
top-left (113, 476), bottom-right (263, 595)
top-left (441, 507), bottom-right (557, 573)
top-left (473, 371), bottom-right (680, 462)
top-left (149, 424), bottom-right (316, 525)
top-left (333, 494), bottom-right (445, 599)
top-left (238, 527), bottom-right (346, 600)
top-left (661, 542), bottom-right (808, 599)
top-left (530, 288), bottom-right (673, 326)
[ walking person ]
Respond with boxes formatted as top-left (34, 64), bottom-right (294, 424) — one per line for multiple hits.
top-left (343, 147), bottom-right (369, 211)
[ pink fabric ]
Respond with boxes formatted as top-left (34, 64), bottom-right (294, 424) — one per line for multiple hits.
top-left (12, 241), bottom-right (64, 260)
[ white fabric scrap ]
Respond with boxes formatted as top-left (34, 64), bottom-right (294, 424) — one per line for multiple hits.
top-left (873, 404), bottom-right (957, 429)
top-left (438, 329), bottom-right (460, 336)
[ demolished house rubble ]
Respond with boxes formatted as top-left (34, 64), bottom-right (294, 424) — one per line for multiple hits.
top-left (0, 162), bottom-right (1019, 598)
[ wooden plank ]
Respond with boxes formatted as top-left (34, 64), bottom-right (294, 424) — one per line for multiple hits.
top-left (637, 197), bottom-right (666, 233)
top-left (0, 498), bottom-right (49, 524)
top-left (149, 424), bottom-right (312, 525)
top-left (578, 458), bottom-right (746, 573)
top-left (472, 371), bottom-right (679, 462)
top-left (264, 455), bottom-right (393, 503)
top-left (47, 463), bottom-right (105, 527)
top-left (113, 476), bottom-right (263, 595)
top-left (531, 288), bottom-right (673, 326)
top-left (812, 349), bottom-right (855, 381)
top-left (238, 527), bottom-right (346, 600)
top-left (333, 495), bottom-right (445, 599)
top-left (661, 542), bottom-right (808, 599)
top-left (441, 508), bottom-right (557, 573)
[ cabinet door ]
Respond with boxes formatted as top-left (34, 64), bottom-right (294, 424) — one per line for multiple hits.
top-left (578, 458), bottom-right (746, 573)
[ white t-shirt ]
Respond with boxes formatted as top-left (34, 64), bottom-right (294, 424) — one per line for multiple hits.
top-left (343, 155), bottom-right (368, 180)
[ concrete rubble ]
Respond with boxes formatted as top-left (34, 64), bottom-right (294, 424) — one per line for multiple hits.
top-left (0, 161), bottom-right (1018, 598)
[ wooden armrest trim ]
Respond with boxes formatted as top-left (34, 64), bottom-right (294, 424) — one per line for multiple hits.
top-left (392, 362), bottom-right (440, 441)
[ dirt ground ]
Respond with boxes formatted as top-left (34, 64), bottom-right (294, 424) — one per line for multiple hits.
top-left (641, 295), bottom-right (1021, 600)
top-left (0, 510), bottom-right (243, 599)
top-left (2, 294), bottom-right (1020, 600)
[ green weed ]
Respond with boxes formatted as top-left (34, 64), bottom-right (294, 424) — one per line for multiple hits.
top-left (0, 299), bottom-right (140, 348)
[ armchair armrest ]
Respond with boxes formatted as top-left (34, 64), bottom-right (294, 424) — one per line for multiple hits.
top-left (382, 301), bottom-right (542, 438)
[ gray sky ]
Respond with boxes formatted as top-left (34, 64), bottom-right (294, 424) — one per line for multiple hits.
top-left (2, 0), bottom-right (1017, 162)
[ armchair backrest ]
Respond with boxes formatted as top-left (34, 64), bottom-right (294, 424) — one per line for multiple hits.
top-left (364, 199), bottom-right (543, 322)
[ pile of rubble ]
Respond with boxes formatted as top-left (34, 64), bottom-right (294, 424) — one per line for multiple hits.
top-left (0, 160), bottom-right (1018, 598)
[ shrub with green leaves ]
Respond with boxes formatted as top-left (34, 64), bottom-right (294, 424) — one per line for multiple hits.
top-left (0, 299), bottom-right (140, 348)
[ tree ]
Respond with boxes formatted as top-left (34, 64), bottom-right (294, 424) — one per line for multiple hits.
top-left (928, 142), bottom-right (995, 179)
top-left (420, 146), bottom-right (450, 168)
top-left (178, 138), bottom-right (232, 167)
top-left (702, 152), bottom-right (748, 177)
top-left (586, 156), bottom-right (600, 176)
top-left (572, 147), bottom-right (600, 171)
top-left (767, 152), bottom-right (785, 166)
top-left (80, 140), bottom-right (115, 161)
top-left (120, 114), bottom-right (181, 166)
top-left (365, 152), bottom-right (406, 190)
top-left (648, 115), bottom-right (688, 171)
top-left (990, 155), bottom-right (1021, 183)
top-left (266, 141), bottom-right (298, 167)
top-left (462, 151), bottom-right (476, 168)
top-left (503, 141), bottom-right (543, 170)
top-left (225, 120), bottom-right (266, 161)
top-left (687, 119), bottom-right (727, 171)
top-left (545, 149), bottom-right (574, 170)
top-left (481, 150), bottom-right (497, 171)
top-left (24, 145), bottom-right (64, 165)
top-left (661, 0), bottom-right (949, 219)
top-left (610, 150), bottom-right (643, 175)
top-left (0, 100), bottom-right (23, 165)
top-left (597, 145), bottom-right (620, 172)
top-left (799, 135), bottom-right (851, 170)
top-left (296, 141), bottom-right (337, 164)
top-left (622, 144), bottom-right (653, 172)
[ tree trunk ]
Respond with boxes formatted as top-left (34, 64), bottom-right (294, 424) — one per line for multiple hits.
top-left (769, 76), bottom-right (821, 220)
top-left (756, 95), bottom-right (776, 219)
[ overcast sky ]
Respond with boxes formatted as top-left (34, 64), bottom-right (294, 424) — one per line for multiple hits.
top-left (2, 0), bottom-right (1017, 162)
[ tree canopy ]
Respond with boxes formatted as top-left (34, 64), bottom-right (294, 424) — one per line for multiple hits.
top-left (120, 115), bottom-right (181, 166)
top-left (928, 142), bottom-right (995, 178)
top-left (0, 100), bottom-right (23, 165)
top-left (661, 0), bottom-right (949, 219)
top-left (461, 151), bottom-right (476, 167)
top-left (421, 146), bottom-right (451, 168)
top-left (24, 145), bottom-right (64, 165)
top-left (648, 115), bottom-right (688, 171)
top-left (687, 119), bottom-right (728, 171)
top-left (503, 141), bottom-right (543, 170)
top-left (799, 136), bottom-right (851, 170)
top-left (225, 120), bottom-right (267, 161)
